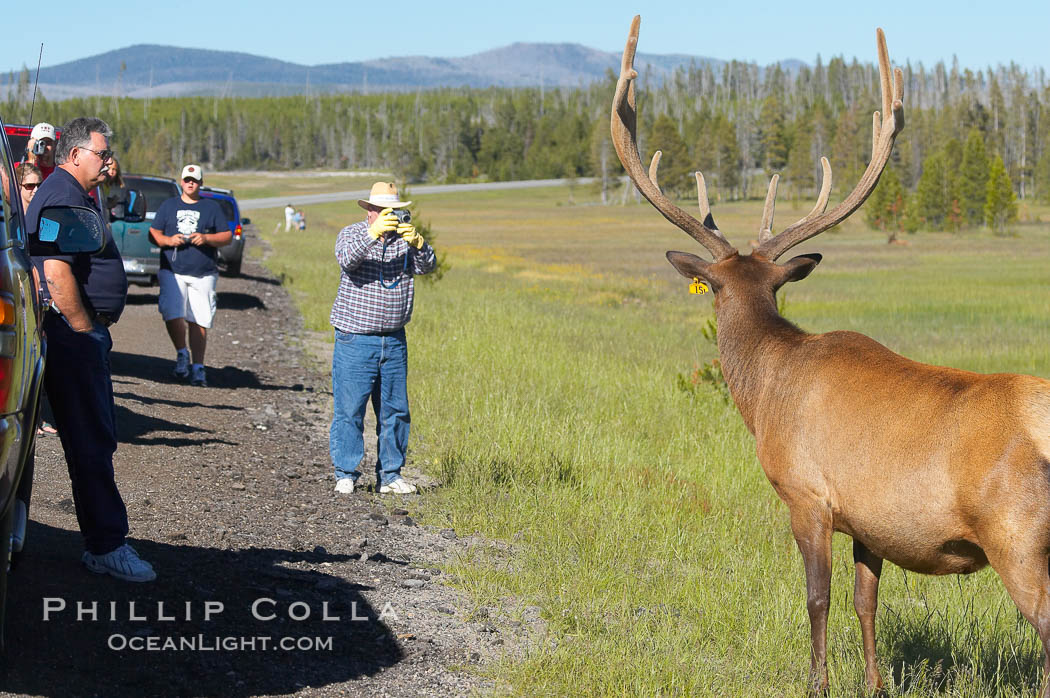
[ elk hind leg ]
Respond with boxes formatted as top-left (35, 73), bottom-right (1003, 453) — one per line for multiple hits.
top-left (986, 546), bottom-right (1050, 698)
top-left (790, 505), bottom-right (834, 695)
top-left (852, 540), bottom-right (885, 693)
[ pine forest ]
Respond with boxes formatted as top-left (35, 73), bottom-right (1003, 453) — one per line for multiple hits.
top-left (6, 54), bottom-right (1050, 233)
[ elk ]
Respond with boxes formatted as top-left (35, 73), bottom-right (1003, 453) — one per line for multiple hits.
top-left (613, 16), bottom-right (1050, 697)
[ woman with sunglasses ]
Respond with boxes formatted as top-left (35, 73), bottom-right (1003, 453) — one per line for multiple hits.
top-left (14, 162), bottom-right (42, 212)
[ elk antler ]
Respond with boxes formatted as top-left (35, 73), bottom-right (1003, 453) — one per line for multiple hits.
top-left (611, 16), bottom-right (737, 261)
top-left (755, 29), bottom-right (904, 261)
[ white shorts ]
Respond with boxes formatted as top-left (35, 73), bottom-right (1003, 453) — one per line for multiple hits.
top-left (158, 270), bottom-right (218, 328)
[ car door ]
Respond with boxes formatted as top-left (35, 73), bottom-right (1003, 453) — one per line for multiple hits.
top-left (0, 120), bottom-right (42, 531)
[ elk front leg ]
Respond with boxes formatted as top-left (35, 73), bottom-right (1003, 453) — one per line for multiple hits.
top-left (852, 540), bottom-right (885, 693)
top-left (790, 505), bottom-right (834, 695)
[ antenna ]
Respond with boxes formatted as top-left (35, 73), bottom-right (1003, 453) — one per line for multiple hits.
top-left (26, 43), bottom-right (43, 127)
top-left (18, 43), bottom-right (44, 188)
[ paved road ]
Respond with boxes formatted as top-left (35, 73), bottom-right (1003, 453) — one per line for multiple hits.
top-left (239, 177), bottom-right (598, 211)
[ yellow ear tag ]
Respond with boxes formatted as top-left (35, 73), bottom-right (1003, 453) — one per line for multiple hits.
top-left (689, 278), bottom-right (709, 295)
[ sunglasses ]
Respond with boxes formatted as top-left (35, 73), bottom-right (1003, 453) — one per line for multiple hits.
top-left (21, 181), bottom-right (41, 190)
top-left (79, 146), bottom-right (114, 161)
top-left (183, 178), bottom-right (201, 184)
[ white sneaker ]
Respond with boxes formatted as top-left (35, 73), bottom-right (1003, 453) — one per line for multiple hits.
top-left (334, 478), bottom-right (354, 494)
top-left (82, 544), bottom-right (157, 582)
top-left (173, 349), bottom-right (190, 379)
top-left (379, 477), bottom-right (417, 494)
top-left (10, 499), bottom-right (26, 553)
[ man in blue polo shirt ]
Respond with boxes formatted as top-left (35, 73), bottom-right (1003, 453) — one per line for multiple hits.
top-left (148, 164), bottom-right (231, 387)
top-left (27, 116), bottom-right (155, 582)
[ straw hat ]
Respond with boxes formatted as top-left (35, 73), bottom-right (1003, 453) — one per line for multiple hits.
top-left (358, 182), bottom-right (411, 210)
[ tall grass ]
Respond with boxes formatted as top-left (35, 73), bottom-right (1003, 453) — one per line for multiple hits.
top-left (250, 184), bottom-right (1050, 696)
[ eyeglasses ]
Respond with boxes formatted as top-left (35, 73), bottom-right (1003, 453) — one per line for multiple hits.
top-left (183, 178), bottom-right (201, 184)
top-left (79, 146), bottom-right (114, 162)
top-left (21, 181), bottom-right (41, 190)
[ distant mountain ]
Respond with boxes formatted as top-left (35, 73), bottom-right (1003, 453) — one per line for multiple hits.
top-left (5, 43), bottom-right (807, 99)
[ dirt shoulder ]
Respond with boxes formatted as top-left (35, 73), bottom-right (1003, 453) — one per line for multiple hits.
top-left (0, 241), bottom-right (513, 696)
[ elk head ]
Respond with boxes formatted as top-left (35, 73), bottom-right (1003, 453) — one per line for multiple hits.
top-left (611, 16), bottom-right (904, 310)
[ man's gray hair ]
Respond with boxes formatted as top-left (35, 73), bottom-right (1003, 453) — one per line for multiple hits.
top-left (55, 117), bottom-right (112, 165)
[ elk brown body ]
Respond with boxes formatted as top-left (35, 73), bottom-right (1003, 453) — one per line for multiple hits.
top-left (613, 15), bottom-right (1050, 696)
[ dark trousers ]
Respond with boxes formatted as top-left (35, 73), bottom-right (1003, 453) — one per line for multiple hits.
top-left (42, 313), bottom-right (128, 555)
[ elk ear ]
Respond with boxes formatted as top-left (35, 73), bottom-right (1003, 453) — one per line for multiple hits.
top-left (666, 251), bottom-right (715, 286)
top-left (779, 253), bottom-right (822, 284)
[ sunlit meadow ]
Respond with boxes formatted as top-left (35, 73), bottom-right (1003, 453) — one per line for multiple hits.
top-left (243, 179), bottom-right (1050, 696)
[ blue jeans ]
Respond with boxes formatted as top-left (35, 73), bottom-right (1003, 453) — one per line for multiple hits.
top-left (42, 313), bottom-right (129, 555)
top-left (330, 329), bottom-right (410, 486)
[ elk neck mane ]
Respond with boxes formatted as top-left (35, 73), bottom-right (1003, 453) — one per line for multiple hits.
top-left (713, 285), bottom-right (808, 431)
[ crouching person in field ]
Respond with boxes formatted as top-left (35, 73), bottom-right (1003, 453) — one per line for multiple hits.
top-left (330, 183), bottom-right (436, 495)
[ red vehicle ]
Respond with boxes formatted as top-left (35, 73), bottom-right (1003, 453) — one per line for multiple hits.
top-left (3, 124), bottom-right (59, 172)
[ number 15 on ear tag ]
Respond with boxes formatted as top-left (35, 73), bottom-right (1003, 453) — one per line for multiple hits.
top-left (689, 278), bottom-right (709, 295)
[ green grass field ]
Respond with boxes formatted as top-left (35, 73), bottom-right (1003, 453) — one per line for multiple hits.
top-left (206, 171), bottom-right (385, 200)
top-left (244, 182), bottom-right (1050, 696)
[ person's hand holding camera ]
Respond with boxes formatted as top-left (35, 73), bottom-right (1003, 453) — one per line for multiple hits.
top-left (397, 222), bottom-right (424, 249)
top-left (368, 208), bottom-right (398, 240)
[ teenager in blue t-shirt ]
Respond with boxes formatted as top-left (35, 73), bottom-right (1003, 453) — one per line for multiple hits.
top-left (148, 164), bottom-right (231, 386)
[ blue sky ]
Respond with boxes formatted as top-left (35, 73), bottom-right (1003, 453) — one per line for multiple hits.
top-left (6, 1), bottom-right (1049, 74)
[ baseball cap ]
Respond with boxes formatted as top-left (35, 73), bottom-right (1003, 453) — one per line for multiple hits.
top-left (181, 164), bottom-right (203, 181)
top-left (30, 122), bottom-right (56, 142)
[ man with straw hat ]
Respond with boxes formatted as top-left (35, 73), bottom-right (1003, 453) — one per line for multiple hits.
top-left (330, 182), bottom-right (436, 495)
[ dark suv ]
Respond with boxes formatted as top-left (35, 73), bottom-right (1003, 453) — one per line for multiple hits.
top-left (200, 186), bottom-right (249, 275)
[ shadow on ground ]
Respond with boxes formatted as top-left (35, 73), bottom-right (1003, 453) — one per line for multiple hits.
top-left (881, 609), bottom-right (1042, 694)
top-left (124, 289), bottom-right (266, 311)
top-left (217, 292), bottom-right (266, 311)
top-left (224, 272), bottom-right (282, 286)
top-left (113, 404), bottom-right (237, 448)
top-left (110, 351), bottom-right (302, 392)
top-left (2, 523), bottom-right (402, 696)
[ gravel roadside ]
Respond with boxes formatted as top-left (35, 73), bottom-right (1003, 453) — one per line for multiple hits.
top-left (0, 239), bottom-right (523, 696)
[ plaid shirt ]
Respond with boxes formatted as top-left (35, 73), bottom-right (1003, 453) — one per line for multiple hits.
top-left (330, 220), bottom-right (437, 334)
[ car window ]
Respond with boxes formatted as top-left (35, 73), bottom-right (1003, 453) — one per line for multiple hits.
top-left (0, 141), bottom-right (17, 245)
top-left (210, 198), bottom-right (236, 221)
top-left (124, 177), bottom-right (179, 215)
top-left (7, 134), bottom-right (29, 162)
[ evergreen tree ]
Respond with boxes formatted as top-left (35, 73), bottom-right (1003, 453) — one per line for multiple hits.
top-left (957, 128), bottom-right (989, 226)
top-left (758, 95), bottom-right (789, 176)
top-left (783, 123), bottom-right (813, 204)
top-left (714, 115), bottom-right (742, 198)
top-left (1035, 148), bottom-right (1050, 204)
top-left (864, 165), bottom-right (906, 239)
top-left (908, 150), bottom-right (958, 231)
top-left (830, 105), bottom-right (866, 200)
top-left (984, 155), bottom-right (1018, 233)
top-left (646, 113), bottom-right (691, 195)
